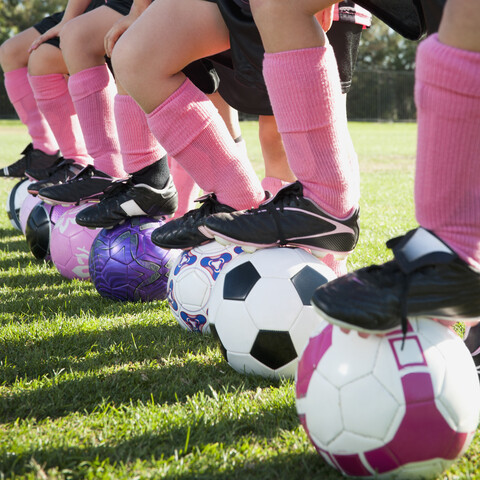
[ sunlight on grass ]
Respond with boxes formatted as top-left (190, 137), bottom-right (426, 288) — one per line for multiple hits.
top-left (0, 120), bottom-right (477, 480)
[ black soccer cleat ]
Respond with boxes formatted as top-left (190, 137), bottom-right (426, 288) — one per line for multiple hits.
top-left (312, 227), bottom-right (480, 335)
top-left (200, 181), bottom-right (359, 259)
top-left (38, 165), bottom-right (115, 206)
top-left (151, 192), bottom-right (234, 250)
top-left (75, 176), bottom-right (178, 229)
top-left (0, 143), bottom-right (61, 178)
top-left (25, 156), bottom-right (65, 181)
top-left (464, 323), bottom-right (480, 381)
top-left (27, 159), bottom-right (84, 196)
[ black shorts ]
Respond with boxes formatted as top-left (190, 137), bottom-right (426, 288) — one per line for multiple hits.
top-left (353, 0), bottom-right (445, 39)
top-left (193, 0), bottom-right (363, 115)
top-left (33, 0), bottom-right (131, 49)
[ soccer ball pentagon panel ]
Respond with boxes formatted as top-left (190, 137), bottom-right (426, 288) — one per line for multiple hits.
top-left (167, 241), bottom-right (245, 334)
top-left (296, 318), bottom-right (480, 479)
top-left (208, 247), bottom-right (336, 378)
top-left (25, 202), bottom-right (71, 260)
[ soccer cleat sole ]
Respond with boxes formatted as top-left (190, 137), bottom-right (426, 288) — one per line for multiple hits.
top-left (312, 303), bottom-right (480, 336)
top-left (200, 226), bottom-right (352, 260)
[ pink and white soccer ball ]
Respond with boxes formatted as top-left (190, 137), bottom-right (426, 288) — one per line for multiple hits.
top-left (296, 318), bottom-right (480, 479)
top-left (50, 204), bottom-right (101, 280)
top-left (19, 193), bottom-right (41, 234)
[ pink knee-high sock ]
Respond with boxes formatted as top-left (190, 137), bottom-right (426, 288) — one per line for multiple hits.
top-left (262, 46), bottom-right (359, 219)
top-left (146, 79), bottom-right (264, 210)
top-left (5, 68), bottom-right (58, 154)
top-left (114, 94), bottom-right (165, 174)
top-left (169, 156), bottom-right (199, 219)
top-left (68, 65), bottom-right (125, 178)
top-left (261, 176), bottom-right (292, 196)
top-left (28, 73), bottom-right (91, 165)
top-left (415, 34), bottom-right (480, 270)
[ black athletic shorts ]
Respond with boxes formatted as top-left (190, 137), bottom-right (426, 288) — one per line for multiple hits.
top-left (33, 0), bottom-right (132, 49)
top-left (353, 0), bottom-right (446, 39)
top-left (193, 0), bottom-right (363, 115)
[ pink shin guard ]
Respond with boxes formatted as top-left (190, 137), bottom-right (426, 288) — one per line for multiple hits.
top-left (114, 94), bottom-right (166, 175)
top-left (28, 73), bottom-right (91, 164)
top-left (5, 68), bottom-right (58, 154)
top-left (68, 65), bottom-right (125, 178)
top-left (262, 46), bottom-right (359, 219)
top-left (146, 79), bottom-right (264, 210)
top-left (415, 35), bottom-right (480, 269)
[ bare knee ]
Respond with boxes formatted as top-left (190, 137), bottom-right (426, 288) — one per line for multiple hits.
top-left (111, 35), bottom-right (143, 94)
top-left (0, 30), bottom-right (37, 71)
top-left (27, 43), bottom-right (67, 76)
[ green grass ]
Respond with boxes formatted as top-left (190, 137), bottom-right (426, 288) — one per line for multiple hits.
top-left (0, 120), bottom-right (478, 479)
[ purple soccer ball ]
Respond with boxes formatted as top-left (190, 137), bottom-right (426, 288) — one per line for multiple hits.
top-left (50, 203), bottom-right (102, 280)
top-left (89, 216), bottom-right (176, 302)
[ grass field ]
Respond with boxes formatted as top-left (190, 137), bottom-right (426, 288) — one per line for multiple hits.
top-left (0, 120), bottom-right (478, 479)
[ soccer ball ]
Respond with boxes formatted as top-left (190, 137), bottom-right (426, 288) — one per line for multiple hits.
top-left (19, 192), bottom-right (41, 234)
top-left (89, 216), bottom-right (176, 302)
top-left (25, 202), bottom-right (71, 260)
top-left (6, 178), bottom-right (31, 231)
top-left (167, 241), bottom-right (245, 334)
top-left (208, 247), bottom-right (336, 378)
top-left (50, 204), bottom-right (101, 280)
top-left (296, 319), bottom-right (480, 479)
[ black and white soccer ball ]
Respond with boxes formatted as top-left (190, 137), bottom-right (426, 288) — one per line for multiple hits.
top-left (208, 247), bottom-right (336, 378)
top-left (25, 202), bottom-right (71, 260)
top-left (6, 178), bottom-right (31, 231)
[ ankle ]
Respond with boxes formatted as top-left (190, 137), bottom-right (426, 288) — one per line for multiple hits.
top-left (131, 156), bottom-right (170, 188)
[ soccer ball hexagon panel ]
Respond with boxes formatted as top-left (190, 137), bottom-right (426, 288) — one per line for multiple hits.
top-left (208, 246), bottom-right (336, 378)
top-left (167, 241), bottom-right (245, 334)
top-left (296, 318), bottom-right (480, 479)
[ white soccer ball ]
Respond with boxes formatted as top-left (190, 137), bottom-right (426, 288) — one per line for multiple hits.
top-left (208, 246), bottom-right (336, 378)
top-left (296, 318), bottom-right (480, 479)
top-left (6, 178), bottom-right (31, 231)
top-left (167, 241), bottom-right (245, 333)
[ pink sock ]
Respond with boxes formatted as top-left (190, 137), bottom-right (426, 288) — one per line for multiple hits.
top-left (28, 73), bottom-right (91, 165)
top-left (114, 94), bottom-right (165, 174)
top-left (169, 156), bottom-right (199, 218)
top-left (261, 176), bottom-right (292, 196)
top-left (415, 34), bottom-right (480, 270)
top-left (262, 46), bottom-right (359, 218)
top-left (146, 79), bottom-right (264, 210)
top-left (68, 65), bottom-right (125, 178)
top-left (5, 68), bottom-right (58, 154)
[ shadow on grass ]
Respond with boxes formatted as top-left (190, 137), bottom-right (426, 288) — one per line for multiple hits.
top-left (0, 354), bottom-right (280, 423)
top-left (0, 402), bottom-right (340, 480)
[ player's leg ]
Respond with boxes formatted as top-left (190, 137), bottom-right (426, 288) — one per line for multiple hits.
top-left (60, 5), bottom-right (127, 179)
top-left (0, 26), bottom-right (60, 177)
top-left (312, 0), bottom-right (480, 335)
top-left (38, 4), bottom-right (132, 206)
top-left (201, 0), bottom-right (360, 261)
top-left (258, 114), bottom-right (295, 195)
top-left (112, 0), bottom-right (264, 249)
top-left (27, 40), bottom-right (93, 194)
top-left (75, 80), bottom-right (178, 227)
top-left (167, 92), bottom-right (247, 221)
